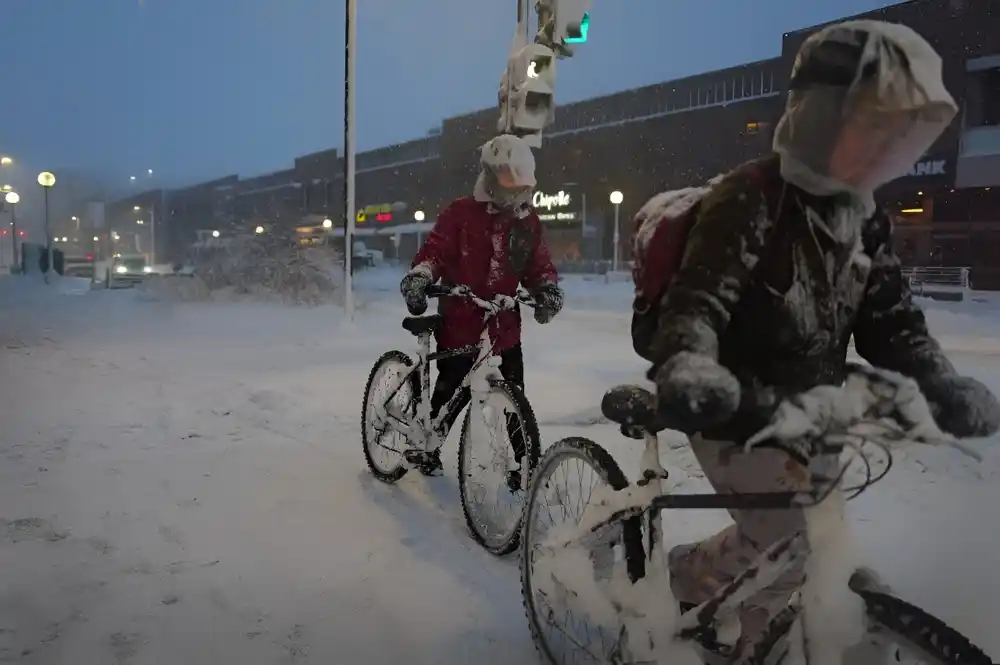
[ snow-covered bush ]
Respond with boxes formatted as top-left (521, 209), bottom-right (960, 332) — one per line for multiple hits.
top-left (174, 230), bottom-right (344, 306)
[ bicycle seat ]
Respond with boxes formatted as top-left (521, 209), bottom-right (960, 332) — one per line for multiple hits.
top-left (601, 385), bottom-right (662, 438)
top-left (402, 314), bottom-right (443, 336)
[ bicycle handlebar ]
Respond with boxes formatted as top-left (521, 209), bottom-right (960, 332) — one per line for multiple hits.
top-left (745, 362), bottom-right (981, 462)
top-left (426, 283), bottom-right (537, 312)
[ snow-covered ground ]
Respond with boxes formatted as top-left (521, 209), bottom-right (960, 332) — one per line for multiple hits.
top-left (0, 269), bottom-right (998, 664)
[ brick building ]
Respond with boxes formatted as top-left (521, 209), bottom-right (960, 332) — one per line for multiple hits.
top-left (110, 0), bottom-right (1000, 285)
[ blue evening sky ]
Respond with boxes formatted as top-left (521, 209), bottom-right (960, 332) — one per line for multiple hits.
top-left (0, 0), bottom-right (890, 188)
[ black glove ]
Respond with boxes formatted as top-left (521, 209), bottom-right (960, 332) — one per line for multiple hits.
top-left (531, 281), bottom-right (564, 324)
top-left (400, 269), bottom-right (432, 315)
top-left (922, 374), bottom-right (1000, 438)
top-left (651, 352), bottom-right (741, 435)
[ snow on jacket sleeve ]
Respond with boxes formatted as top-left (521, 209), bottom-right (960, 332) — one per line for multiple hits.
top-left (647, 169), bottom-right (771, 368)
top-left (410, 202), bottom-right (461, 280)
top-left (520, 215), bottom-right (559, 290)
top-left (853, 212), bottom-right (956, 383)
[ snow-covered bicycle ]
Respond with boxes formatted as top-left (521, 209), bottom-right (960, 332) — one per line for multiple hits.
top-left (361, 283), bottom-right (541, 555)
top-left (520, 363), bottom-right (993, 665)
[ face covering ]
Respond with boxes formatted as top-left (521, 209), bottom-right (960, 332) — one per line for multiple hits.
top-left (772, 20), bottom-right (957, 213)
top-left (473, 164), bottom-right (533, 210)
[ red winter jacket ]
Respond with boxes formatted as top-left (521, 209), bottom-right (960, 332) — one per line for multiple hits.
top-left (411, 197), bottom-right (558, 352)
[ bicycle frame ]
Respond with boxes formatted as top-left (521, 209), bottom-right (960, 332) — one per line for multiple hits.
top-left (552, 431), bottom-right (856, 665)
top-left (374, 305), bottom-right (508, 457)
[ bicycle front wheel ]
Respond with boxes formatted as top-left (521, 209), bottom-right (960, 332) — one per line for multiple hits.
top-left (849, 571), bottom-right (993, 665)
top-left (520, 437), bottom-right (642, 665)
top-left (457, 378), bottom-right (540, 555)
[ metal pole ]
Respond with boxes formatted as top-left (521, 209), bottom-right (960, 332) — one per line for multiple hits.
top-left (342, 0), bottom-right (357, 321)
top-left (150, 205), bottom-right (156, 265)
top-left (44, 187), bottom-right (53, 282)
top-left (10, 204), bottom-right (17, 272)
top-left (612, 202), bottom-right (620, 272)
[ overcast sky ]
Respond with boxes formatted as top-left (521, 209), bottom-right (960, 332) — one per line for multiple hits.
top-left (0, 0), bottom-right (891, 187)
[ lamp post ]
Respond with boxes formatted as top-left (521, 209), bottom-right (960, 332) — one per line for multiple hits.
top-left (5, 191), bottom-right (18, 272)
top-left (0, 156), bottom-right (12, 167)
top-left (609, 190), bottom-right (623, 272)
top-left (37, 171), bottom-right (56, 281)
top-left (133, 204), bottom-right (156, 265)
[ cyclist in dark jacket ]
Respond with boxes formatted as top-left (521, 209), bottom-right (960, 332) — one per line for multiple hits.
top-left (637, 21), bottom-right (1000, 663)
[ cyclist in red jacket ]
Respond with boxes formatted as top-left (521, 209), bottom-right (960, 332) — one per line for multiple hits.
top-left (400, 134), bottom-right (564, 475)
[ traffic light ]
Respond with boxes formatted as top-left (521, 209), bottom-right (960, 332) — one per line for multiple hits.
top-left (535, 0), bottom-right (593, 57)
top-left (498, 43), bottom-right (556, 147)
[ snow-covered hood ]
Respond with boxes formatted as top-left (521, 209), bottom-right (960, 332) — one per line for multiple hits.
top-left (773, 20), bottom-right (957, 213)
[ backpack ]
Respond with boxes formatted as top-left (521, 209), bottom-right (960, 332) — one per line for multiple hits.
top-left (629, 163), bottom-right (783, 361)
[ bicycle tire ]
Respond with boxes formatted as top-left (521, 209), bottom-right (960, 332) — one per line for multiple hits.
top-left (748, 588), bottom-right (994, 665)
top-left (457, 378), bottom-right (541, 556)
top-left (851, 587), bottom-right (993, 665)
top-left (520, 437), bottom-right (643, 665)
top-left (361, 350), bottom-right (413, 484)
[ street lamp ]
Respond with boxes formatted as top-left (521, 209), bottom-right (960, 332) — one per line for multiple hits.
top-left (212, 230), bottom-right (220, 238)
top-left (414, 210), bottom-right (425, 222)
top-left (322, 218), bottom-right (333, 230)
top-left (133, 204), bottom-right (156, 264)
top-left (609, 190), bottom-right (623, 272)
top-left (0, 156), bottom-right (11, 166)
top-left (37, 171), bottom-right (56, 281)
top-left (254, 225), bottom-right (264, 234)
top-left (5, 191), bottom-right (19, 271)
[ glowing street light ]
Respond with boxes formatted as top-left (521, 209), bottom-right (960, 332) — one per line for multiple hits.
top-left (0, 185), bottom-right (11, 192)
top-left (609, 190), bottom-right (623, 272)
top-left (212, 230), bottom-right (220, 238)
top-left (136, 219), bottom-right (144, 225)
top-left (93, 236), bottom-right (99, 242)
top-left (147, 169), bottom-right (153, 175)
top-left (254, 225), bottom-right (264, 234)
top-left (130, 176), bottom-right (136, 182)
top-left (134, 205), bottom-right (141, 211)
top-left (37, 171), bottom-right (56, 281)
top-left (414, 210), bottom-right (425, 221)
top-left (5, 191), bottom-right (19, 270)
top-left (322, 218), bottom-right (333, 229)
top-left (0, 156), bottom-right (12, 166)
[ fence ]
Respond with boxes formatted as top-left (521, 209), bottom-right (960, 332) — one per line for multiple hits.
top-left (902, 266), bottom-right (970, 301)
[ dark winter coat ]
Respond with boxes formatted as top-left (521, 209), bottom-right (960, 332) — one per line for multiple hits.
top-left (643, 154), bottom-right (955, 442)
top-left (411, 196), bottom-right (558, 352)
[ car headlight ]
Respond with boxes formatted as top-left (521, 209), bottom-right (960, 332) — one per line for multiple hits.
top-left (115, 265), bottom-right (127, 274)
top-left (143, 266), bottom-right (153, 273)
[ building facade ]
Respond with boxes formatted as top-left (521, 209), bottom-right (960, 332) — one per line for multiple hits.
top-left (108, 0), bottom-right (1000, 284)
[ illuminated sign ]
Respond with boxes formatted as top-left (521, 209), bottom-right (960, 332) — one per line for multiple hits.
top-left (532, 189), bottom-right (578, 223)
top-left (906, 159), bottom-right (946, 177)
top-left (357, 202), bottom-right (402, 223)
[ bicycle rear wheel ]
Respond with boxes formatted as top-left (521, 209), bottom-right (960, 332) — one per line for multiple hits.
top-left (520, 437), bottom-right (646, 665)
top-left (361, 350), bottom-right (415, 484)
top-left (457, 378), bottom-right (540, 555)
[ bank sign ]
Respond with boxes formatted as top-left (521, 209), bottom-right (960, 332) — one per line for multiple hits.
top-left (905, 159), bottom-right (947, 177)
top-left (532, 188), bottom-right (579, 223)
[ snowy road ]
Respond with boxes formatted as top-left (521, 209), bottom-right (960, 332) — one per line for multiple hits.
top-left (1, 273), bottom-right (998, 664)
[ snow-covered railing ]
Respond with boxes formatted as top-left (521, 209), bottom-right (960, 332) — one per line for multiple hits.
top-left (903, 266), bottom-right (970, 301)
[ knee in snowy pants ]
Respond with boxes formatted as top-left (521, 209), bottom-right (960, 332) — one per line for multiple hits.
top-left (669, 436), bottom-right (810, 643)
